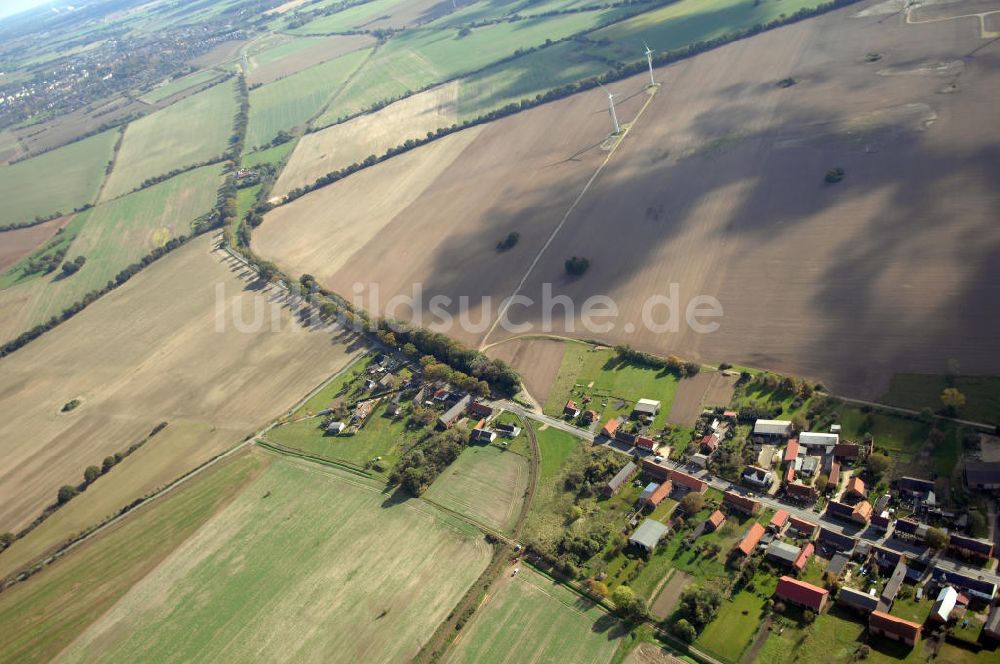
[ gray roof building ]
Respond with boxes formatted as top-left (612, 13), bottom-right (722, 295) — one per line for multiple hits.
top-left (629, 519), bottom-right (671, 552)
top-left (605, 461), bottom-right (638, 496)
top-left (753, 419), bottom-right (792, 437)
top-left (765, 541), bottom-right (802, 566)
top-left (838, 587), bottom-right (879, 614)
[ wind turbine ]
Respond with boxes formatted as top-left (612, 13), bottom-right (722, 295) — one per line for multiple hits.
top-left (643, 41), bottom-right (655, 87)
top-left (598, 83), bottom-right (620, 134)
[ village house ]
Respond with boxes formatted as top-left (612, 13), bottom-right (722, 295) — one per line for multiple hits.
top-left (701, 432), bottom-right (721, 454)
top-left (782, 438), bottom-right (799, 465)
top-left (635, 435), bottom-right (657, 452)
top-left (793, 542), bottom-right (814, 572)
top-left (724, 490), bottom-right (761, 516)
top-left (468, 401), bottom-right (493, 419)
top-left (563, 400), bottom-right (581, 418)
top-left (833, 442), bottom-right (862, 463)
top-left (826, 460), bottom-right (841, 492)
top-left (581, 409), bottom-right (599, 424)
top-left (736, 523), bottom-right (765, 557)
top-left (931, 567), bottom-right (997, 602)
top-left (818, 528), bottom-right (857, 555)
top-left (869, 611), bottom-right (921, 647)
top-left (789, 516), bottom-right (818, 539)
top-left (669, 468), bottom-right (708, 494)
top-left (769, 509), bottom-right (789, 533)
top-left (615, 429), bottom-right (637, 447)
top-left (893, 518), bottom-right (929, 543)
top-left (753, 419), bottom-right (792, 441)
top-left (930, 586), bottom-right (958, 623)
top-left (495, 422), bottom-right (521, 438)
top-left (948, 534), bottom-right (994, 564)
top-left (470, 427), bottom-right (496, 443)
top-left (639, 481), bottom-right (659, 504)
top-left (786, 482), bottom-right (818, 503)
top-left (775, 576), bottom-right (828, 612)
top-left (741, 466), bottom-right (773, 489)
top-left (601, 418), bottom-right (621, 438)
top-left (825, 553), bottom-right (849, 580)
top-left (604, 461), bottom-right (638, 497)
top-left (845, 476), bottom-right (866, 500)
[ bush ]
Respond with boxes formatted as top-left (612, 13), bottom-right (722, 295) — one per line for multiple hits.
top-left (57, 485), bottom-right (77, 505)
top-left (496, 232), bottom-right (520, 252)
top-left (825, 167), bottom-right (845, 183)
top-left (671, 618), bottom-right (697, 643)
top-left (564, 256), bottom-right (590, 276)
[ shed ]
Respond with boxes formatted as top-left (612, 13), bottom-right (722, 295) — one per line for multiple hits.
top-left (633, 398), bottom-right (661, 417)
top-left (629, 519), bottom-right (671, 552)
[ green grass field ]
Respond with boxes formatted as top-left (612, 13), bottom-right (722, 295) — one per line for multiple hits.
top-left (0, 450), bottom-right (270, 664)
top-left (535, 422), bottom-right (581, 485)
top-left (246, 48), bottom-right (371, 149)
top-left (444, 566), bottom-right (624, 664)
top-left (544, 343), bottom-right (680, 429)
top-left (56, 456), bottom-right (492, 664)
top-left (880, 374), bottom-right (1000, 425)
top-left (236, 184), bottom-right (262, 220)
top-left (101, 79), bottom-right (236, 200)
top-left (424, 444), bottom-right (529, 533)
top-left (241, 139), bottom-right (297, 169)
top-left (315, 10), bottom-right (619, 126)
top-left (0, 129), bottom-right (118, 226)
top-left (695, 588), bottom-right (766, 662)
top-left (290, 0), bottom-right (418, 33)
top-left (0, 164), bottom-right (222, 335)
top-left (139, 69), bottom-right (224, 104)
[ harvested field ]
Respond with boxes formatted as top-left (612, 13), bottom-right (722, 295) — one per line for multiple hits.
top-left (627, 643), bottom-right (686, 664)
top-left (0, 449), bottom-right (271, 664)
top-left (444, 566), bottom-right (623, 664)
top-left (273, 81), bottom-right (460, 197)
top-left (139, 69), bottom-right (224, 104)
top-left (0, 233), bottom-right (362, 535)
top-left (292, 0), bottom-right (449, 34)
top-left (0, 129), bottom-right (118, 227)
top-left (424, 444), bottom-right (529, 533)
top-left (0, 215), bottom-right (72, 272)
top-left (666, 371), bottom-right (736, 426)
top-left (246, 34), bottom-right (375, 86)
top-left (261, 1), bottom-right (1000, 398)
top-left (9, 96), bottom-right (147, 158)
top-left (650, 570), bottom-right (692, 620)
top-left (56, 457), bottom-right (492, 664)
top-left (484, 337), bottom-right (566, 405)
top-left (0, 164), bottom-right (224, 343)
top-left (101, 80), bottom-right (237, 200)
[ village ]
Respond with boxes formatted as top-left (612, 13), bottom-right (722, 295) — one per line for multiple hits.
top-left (307, 346), bottom-right (1000, 657)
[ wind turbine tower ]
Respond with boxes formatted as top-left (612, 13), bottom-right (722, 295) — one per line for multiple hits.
top-left (643, 42), bottom-right (655, 87)
top-left (599, 83), bottom-right (620, 134)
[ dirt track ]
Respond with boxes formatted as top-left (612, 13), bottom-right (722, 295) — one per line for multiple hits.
top-left (258, 0), bottom-right (1000, 398)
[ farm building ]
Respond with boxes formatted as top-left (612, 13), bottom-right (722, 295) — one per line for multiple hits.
top-left (470, 428), bottom-right (496, 443)
top-left (838, 587), bottom-right (879, 614)
top-left (799, 431), bottom-right (839, 451)
top-left (706, 510), bottom-right (725, 532)
top-left (898, 476), bottom-right (935, 498)
top-left (769, 510), bottom-right (789, 532)
top-left (635, 435), bottom-right (656, 451)
top-left (765, 541), bottom-right (802, 568)
top-left (753, 419), bottom-right (792, 440)
top-left (741, 466), bottom-right (772, 489)
top-left (629, 518), bottom-right (670, 553)
top-left (869, 611), bottom-right (921, 647)
top-left (789, 516), bottom-right (818, 538)
top-left (845, 477), bottom-right (866, 499)
top-left (985, 606), bottom-right (1000, 640)
top-left (604, 461), bottom-right (638, 497)
top-left (438, 394), bottom-right (472, 428)
top-left (948, 534), bottom-right (994, 564)
top-left (644, 481), bottom-right (672, 509)
top-left (930, 586), bottom-right (958, 623)
top-left (632, 399), bottom-right (661, 418)
top-left (880, 562), bottom-right (908, 609)
top-left (782, 439), bottom-right (799, 464)
top-left (640, 482), bottom-right (659, 503)
top-left (723, 491), bottom-right (761, 516)
top-left (736, 523), bottom-right (765, 556)
top-left (833, 442), bottom-right (862, 462)
top-left (827, 461), bottom-right (840, 489)
top-left (325, 421), bottom-right (346, 434)
top-left (964, 461), bottom-right (1000, 490)
top-left (793, 542), bottom-right (814, 572)
top-left (775, 576), bottom-right (828, 612)
top-left (601, 418), bottom-right (621, 438)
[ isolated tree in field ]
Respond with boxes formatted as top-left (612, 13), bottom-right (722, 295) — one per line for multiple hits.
top-left (679, 492), bottom-right (705, 515)
top-left (941, 387), bottom-right (966, 414)
top-left (867, 452), bottom-right (891, 478)
top-left (57, 485), bottom-right (77, 505)
top-left (564, 256), bottom-right (590, 276)
top-left (83, 465), bottom-right (101, 485)
top-left (611, 585), bottom-right (635, 611)
top-left (671, 618), bottom-right (697, 643)
top-left (925, 527), bottom-right (948, 550)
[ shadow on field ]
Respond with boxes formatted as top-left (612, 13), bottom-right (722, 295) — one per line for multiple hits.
top-left (381, 485), bottom-right (412, 508)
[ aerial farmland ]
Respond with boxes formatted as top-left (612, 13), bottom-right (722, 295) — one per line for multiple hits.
top-left (0, 0), bottom-right (998, 662)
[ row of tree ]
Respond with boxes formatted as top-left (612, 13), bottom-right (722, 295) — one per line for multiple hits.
top-left (614, 344), bottom-right (701, 377)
